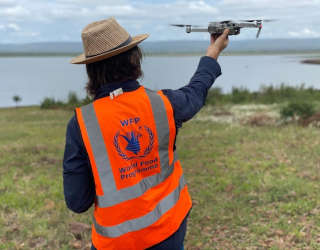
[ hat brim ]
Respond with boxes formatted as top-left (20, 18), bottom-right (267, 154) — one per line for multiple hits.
top-left (70, 34), bottom-right (149, 64)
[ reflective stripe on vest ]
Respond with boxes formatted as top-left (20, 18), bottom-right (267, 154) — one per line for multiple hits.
top-left (77, 88), bottom-right (188, 239)
top-left (93, 174), bottom-right (186, 238)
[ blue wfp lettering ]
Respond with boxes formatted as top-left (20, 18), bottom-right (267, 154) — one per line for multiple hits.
top-left (120, 117), bottom-right (140, 127)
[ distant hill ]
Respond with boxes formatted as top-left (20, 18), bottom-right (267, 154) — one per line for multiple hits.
top-left (142, 38), bottom-right (320, 54)
top-left (0, 42), bottom-right (82, 54)
top-left (1, 38), bottom-right (320, 55)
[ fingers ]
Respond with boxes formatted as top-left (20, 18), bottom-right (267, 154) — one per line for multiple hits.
top-left (210, 34), bottom-right (215, 44)
top-left (210, 34), bottom-right (220, 43)
top-left (211, 29), bottom-right (229, 43)
top-left (219, 29), bottom-right (229, 40)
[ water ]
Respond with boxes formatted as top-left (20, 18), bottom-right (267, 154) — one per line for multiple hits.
top-left (0, 54), bottom-right (319, 107)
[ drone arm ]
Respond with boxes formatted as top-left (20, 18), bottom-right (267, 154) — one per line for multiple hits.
top-left (237, 23), bottom-right (258, 28)
top-left (187, 27), bottom-right (209, 33)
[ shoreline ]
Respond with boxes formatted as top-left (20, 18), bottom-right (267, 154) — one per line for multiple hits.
top-left (1, 50), bottom-right (320, 58)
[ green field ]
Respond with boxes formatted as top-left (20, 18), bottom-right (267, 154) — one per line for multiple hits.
top-left (1, 106), bottom-right (320, 249)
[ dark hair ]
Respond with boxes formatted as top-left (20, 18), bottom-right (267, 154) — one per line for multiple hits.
top-left (85, 46), bottom-right (143, 97)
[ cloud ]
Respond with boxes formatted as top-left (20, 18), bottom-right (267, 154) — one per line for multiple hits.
top-left (7, 23), bottom-right (20, 31)
top-left (221, 0), bottom-right (320, 9)
top-left (0, 22), bottom-right (20, 31)
top-left (288, 28), bottom-right (320, 38)
top-left (55, 0), bottom-right (127, 4)
top-left (187, 1), bottom-right (218, 14)
top-left (40, 0), bottom-right (218, 21)
top-left (0, 5), bottom-right (30, 19)
top-left (96, 5), bottom-right (141, 16)
top-left (0, 0), bottom-right (15, 6)
top-left (0, 0), bottom-right (320, 43)
top-left (48, 4), bottom-right (141, 19)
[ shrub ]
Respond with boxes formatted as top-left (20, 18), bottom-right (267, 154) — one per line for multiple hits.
top-left (206, 87), bottom-right (225, 105)
top-left (81, 95), bottom-right (92, 105)
top-left (41, 97), bottom-right (56, 109)
top-left (231, 87), bottom-right (251, 104)
top-left (40, 97), bottom-right (65, 109)
top-left (280, 102), bottom-right (316, 121)
top-left (67, 92), bottom-right (80, 105)
top-left (40, 92), bottom-right (92, 109)
top-left (206, 84), bottom-right (320, 106)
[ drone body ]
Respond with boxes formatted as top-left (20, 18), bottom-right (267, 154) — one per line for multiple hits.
top-left (172, 20), bottom-right (274, 38)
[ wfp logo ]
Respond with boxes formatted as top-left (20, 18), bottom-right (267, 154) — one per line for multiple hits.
top-left (120, 131), bottom-right (142, 155)
top-left (113, 126), bottom-right (154, 160)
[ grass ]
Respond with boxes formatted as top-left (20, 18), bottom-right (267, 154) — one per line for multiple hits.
top-left (0, 107), bottom-right (92, 249)
top-left (1, 105), bottom-right (320, 249)
top-left (181, 117), bottom-right (320, 249)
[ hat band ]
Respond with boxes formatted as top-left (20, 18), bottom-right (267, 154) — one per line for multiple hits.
top-left (86, 36), bottom-right (133, 58)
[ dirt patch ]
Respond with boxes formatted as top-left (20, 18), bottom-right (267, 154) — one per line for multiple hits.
top-left (196, 114), bottom-right (236, 124)
top-left (25, 145), bottom-right (49, 154)
top-left (39, 156), bottom-right (60, 165)
top-left (69, 222), bottom-right (91, 240)
top-left (241, 113), bottom-right (277, 126)
top-left (28, 237), bottom-right (46, 249)
top-left (212, 110), bottom-right (233, 116)
top-left (196, 104), bottom-right (280, 125)
top-left (301, 112), bottom-right (320, 127)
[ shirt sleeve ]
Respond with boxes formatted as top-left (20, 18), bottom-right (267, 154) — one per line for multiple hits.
top-left (162, 56), bottom-right (221, 129)
top-left (63, 116), bottom-right (95, 213)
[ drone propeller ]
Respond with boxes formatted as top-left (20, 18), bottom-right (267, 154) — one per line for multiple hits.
top-left (170, 24), bottom-right (201, 27)
top-left (256, 26), bottom-right (262, 38)
top-left (262, 19), bottom-right (277, 23)
top-left (241, 19), bottom-right (258, 22)
top-left (171, 24), bottom-right (188, 27)
top-left (240, 19), bottom-right (277, 23)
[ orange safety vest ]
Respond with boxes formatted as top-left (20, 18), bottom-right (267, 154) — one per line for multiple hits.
top-left (75, 86), bottom-right (192, 250)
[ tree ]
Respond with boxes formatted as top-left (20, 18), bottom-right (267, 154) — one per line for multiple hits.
top-left (12, 95), bottom-right (22, 108)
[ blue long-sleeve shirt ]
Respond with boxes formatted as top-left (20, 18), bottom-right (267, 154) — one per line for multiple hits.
top-left (63, 56), bottom-right (221, 248)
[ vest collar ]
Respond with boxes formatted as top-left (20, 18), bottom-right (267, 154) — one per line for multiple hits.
top-left (94, 80), bottom-right (140, 100)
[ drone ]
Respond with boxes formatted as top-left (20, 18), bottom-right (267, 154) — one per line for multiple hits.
top-left (171, 19), bottom-right (275, 39)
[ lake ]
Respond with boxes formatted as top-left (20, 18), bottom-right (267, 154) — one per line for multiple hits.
top-left (0, 54), bottom-right (319, 107)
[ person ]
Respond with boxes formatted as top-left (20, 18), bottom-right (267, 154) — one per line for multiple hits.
top-left (63, 17), bottom-right (229, 250)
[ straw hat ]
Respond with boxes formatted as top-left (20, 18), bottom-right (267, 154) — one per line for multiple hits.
top-left (71, 17), bottom-right (149, 64)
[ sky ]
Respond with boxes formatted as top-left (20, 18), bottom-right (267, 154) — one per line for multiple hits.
top-left (0, 0), bottom-right (320, 43)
